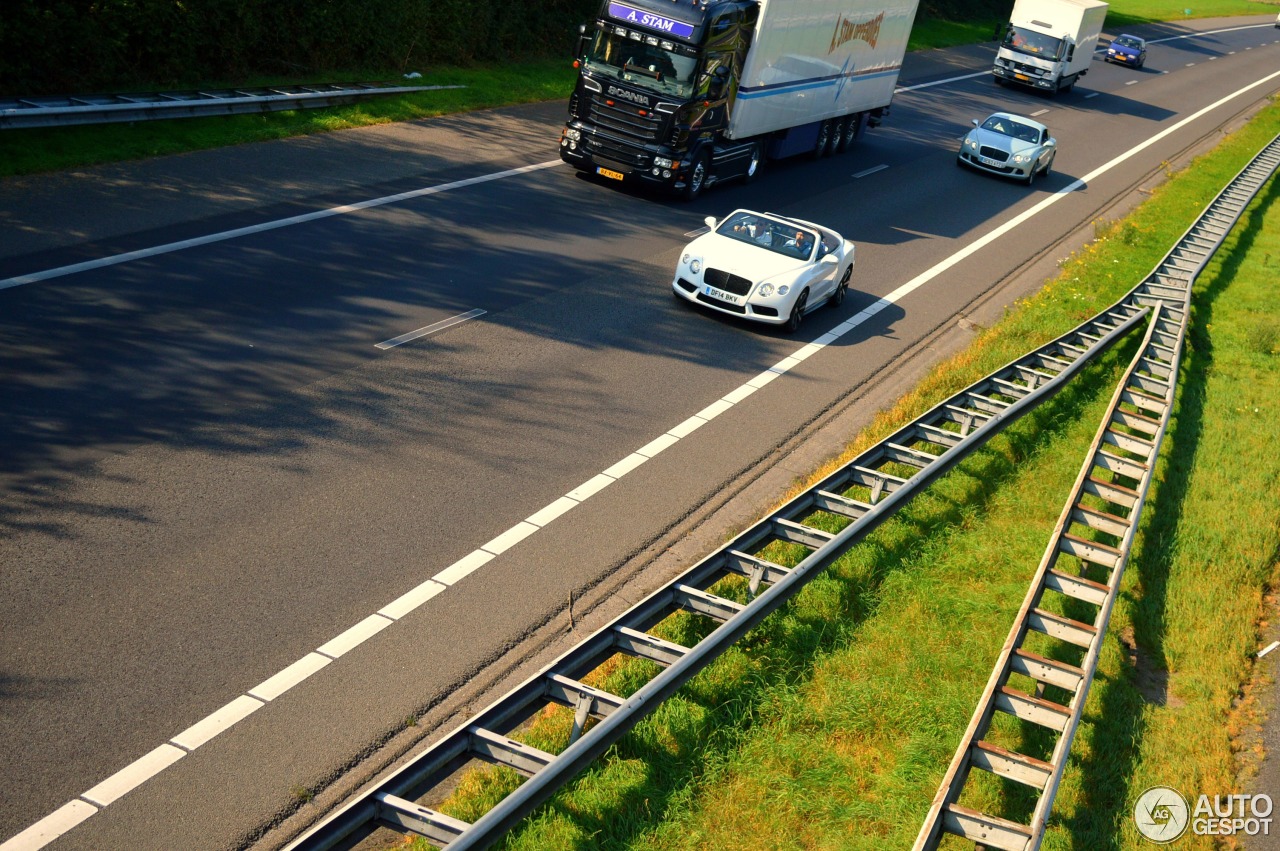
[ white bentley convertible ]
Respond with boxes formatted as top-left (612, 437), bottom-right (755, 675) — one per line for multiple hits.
top-left (672, 209), bottom-right (856, 332)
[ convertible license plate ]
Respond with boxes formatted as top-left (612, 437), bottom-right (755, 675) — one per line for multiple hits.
top-left (980, 156), bottom-right (1003, 167)
top-left (1014, 73), bottom-right (1030, 81)
top-left (597, 167), bottom-right (625, 181)
top-left (704, 285), bottom-right (741, 305)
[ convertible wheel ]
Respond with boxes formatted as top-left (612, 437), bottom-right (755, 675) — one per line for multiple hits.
top-left (785, 290), bottom-right (809, 333)
top-left (1025, 165), bottom-right (1036, 188)
top-left (742, 141), bottom-right (764, 185)
top-left (682, 152), bottom-right (708, 201)
top-left (1042, 153), bottom-right (1054, 177)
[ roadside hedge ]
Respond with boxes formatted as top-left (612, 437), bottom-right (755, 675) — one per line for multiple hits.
top-left (1, 0), bottom-right (1012, 97)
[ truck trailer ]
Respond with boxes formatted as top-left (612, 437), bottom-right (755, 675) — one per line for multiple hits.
top-left (992, 0), bottom-right (1108, 93)
top-left (559, 0), bottom-right (920, 199)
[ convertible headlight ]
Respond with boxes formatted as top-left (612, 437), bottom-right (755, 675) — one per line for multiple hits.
top-left (1012, 153), bottom-right (1031, 163)
top-left (757, 283), bottom-right (775, 297)
top-left (653, 156), bottom-right (673, 168)
top-left (690, 258), bottom-right (702, 274)
top-left (777, 284), bottom-right (790, 296)
top-left (563, 128), bottom-right (581, 141)
top-left (964, 137), bottom-right (978, 150)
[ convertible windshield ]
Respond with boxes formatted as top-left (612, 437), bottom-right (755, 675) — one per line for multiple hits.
top-left (715, 212), bottom-right (817, 260)
top-left (1002, 26), bottom-right (1064, 59)
top-left (981, 116), bottom-right (1041, 143)
top-left (584, 28), bottom-right (698, 98)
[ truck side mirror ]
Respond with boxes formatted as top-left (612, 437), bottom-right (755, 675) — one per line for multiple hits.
top-left (708, 65), bottom-right (729, 99)
top-left (574, 24), bottom-right (588, 61)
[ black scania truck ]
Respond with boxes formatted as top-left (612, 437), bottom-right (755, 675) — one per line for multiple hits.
top-left (559, 0), bottom-right (919, 199)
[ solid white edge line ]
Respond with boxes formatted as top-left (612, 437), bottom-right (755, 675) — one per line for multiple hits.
top-left (171, 695), bottom-right (264, 751)
top-left (695, 399), bottom-right (735, 421)
top-left (375, 308), bottom-right (486, 350)
top-left (668, 415), bottom-right (708, 439)
top-left (0, 801), bottom-right (98, 851)
top-left (16, 48), bottom-right (1280, 851)
top-left (81, 744), bottom-right (185, 807)
top-left (566, 473), bottom-right (616, 501)
top-left (315, 614), bottom-right (394, 659)
top-left (0, 162), bottom-right (561, 292)
top-left (602, 453), bottom-right (650, 479)
top-left (525, 496), bottom-right (580, 527)
top-left (248, 652), bottom-right (334, 700)
top-left (480, 521), bottom-right (540, 556)
top-left (636, 432), bottom-right (681, 457)
top-left (432, 550), bottom-right (495, 586)
top-left (379, 580), bottom-right (448, 621)
top-left (1260, 641), bottom-right (1280, 658)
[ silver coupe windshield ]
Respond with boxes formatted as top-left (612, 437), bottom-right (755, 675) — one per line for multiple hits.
top-left (1002, 26), bottom-right (1064, 59)
top-left (585, 29), bottom-right (698, 98)
top-left (980, 116), bottom-right (1041, 143)
top-left (715, 212), bottom-right (817, 260)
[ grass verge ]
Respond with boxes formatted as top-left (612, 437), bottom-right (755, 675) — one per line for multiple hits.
top-left (0, 59), bottom-right (577, 178)
top-left (402, 98), bottom-right (1280, 850)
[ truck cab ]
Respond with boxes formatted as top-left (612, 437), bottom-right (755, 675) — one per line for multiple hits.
top-left (560, 0), bottom-right (757, 199)
top-left (992, 0), bottom-right (1108, 94)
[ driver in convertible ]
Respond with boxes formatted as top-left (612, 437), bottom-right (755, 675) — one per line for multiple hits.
top-left (786, 230), bottom-right (814, 258)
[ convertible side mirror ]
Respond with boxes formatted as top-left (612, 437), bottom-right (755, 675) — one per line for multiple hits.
top-left (704, 216), bottom-right (717, 229)
top-left (820, 254), bottom-right (839, 266)
top-left (971, 119), bottom-right (980, 127)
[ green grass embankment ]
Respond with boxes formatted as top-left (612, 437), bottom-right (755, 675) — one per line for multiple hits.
top-left (405, 99), bottom-right (1280, 850)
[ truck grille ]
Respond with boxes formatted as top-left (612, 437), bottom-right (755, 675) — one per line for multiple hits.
top-left (979, 146), bottom-right (1010, 162)
top-left (703, 268), bottom-right (754, 296)
top-left (587, 98), bottom-right (663, 144)
top-left (583, 134), bottom-right (648, 168)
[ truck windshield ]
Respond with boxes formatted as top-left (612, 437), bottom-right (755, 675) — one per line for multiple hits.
top-left (1002, 26), bottom-right (1064, 60)
top-left (585, 29), bottom-right (698, 99)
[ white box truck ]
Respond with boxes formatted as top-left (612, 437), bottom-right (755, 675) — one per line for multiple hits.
top-left (560, 0), bottom-right (920, 199)
top-left (993, 0), bottom-right (1108, 93)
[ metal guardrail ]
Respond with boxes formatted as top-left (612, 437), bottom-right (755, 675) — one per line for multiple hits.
top-left (0, 82), bottom-right (465, 129)
top-left (287, 133), bottom-right (1280, 851)
top-left (284, 290), bottom-right (1159, 849)
top-left (914, 131), bottom-right (1280, 851)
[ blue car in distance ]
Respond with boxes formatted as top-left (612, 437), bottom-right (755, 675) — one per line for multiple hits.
top-left (1106, 34), bottom-right (1148, 68)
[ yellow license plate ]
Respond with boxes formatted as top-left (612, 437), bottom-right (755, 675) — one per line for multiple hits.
top-left (1015, 73), bottom-right (1029, 81)
top-left (597, 167), bottom-right (625, 181)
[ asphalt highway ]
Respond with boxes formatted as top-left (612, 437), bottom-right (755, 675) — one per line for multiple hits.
top-left (1, 17), bottom-right (1278, 851)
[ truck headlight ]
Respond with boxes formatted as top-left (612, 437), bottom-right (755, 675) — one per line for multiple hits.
top-left (563, 128), bottom-right (581, 141)
top-left (757, 283), bottom-right (775, 297)
top-left (653, 156), bottom-right (673, 168)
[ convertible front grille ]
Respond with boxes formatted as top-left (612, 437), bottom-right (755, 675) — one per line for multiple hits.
top-left (979, 146), bottom-right (1010, 162)
top-left (703, 268), bottom-right (754, 296)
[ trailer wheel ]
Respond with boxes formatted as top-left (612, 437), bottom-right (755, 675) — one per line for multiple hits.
top-left (839, 115), bottom-right (859, 152)
top-left (832, 117), bottom-right (848, 153)
top-left (810, 121), bottom-right (832, 160)
top-left (682, 152), bottom-right (709, 201)
top-left (743, 141), bottom-right (764, 184)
